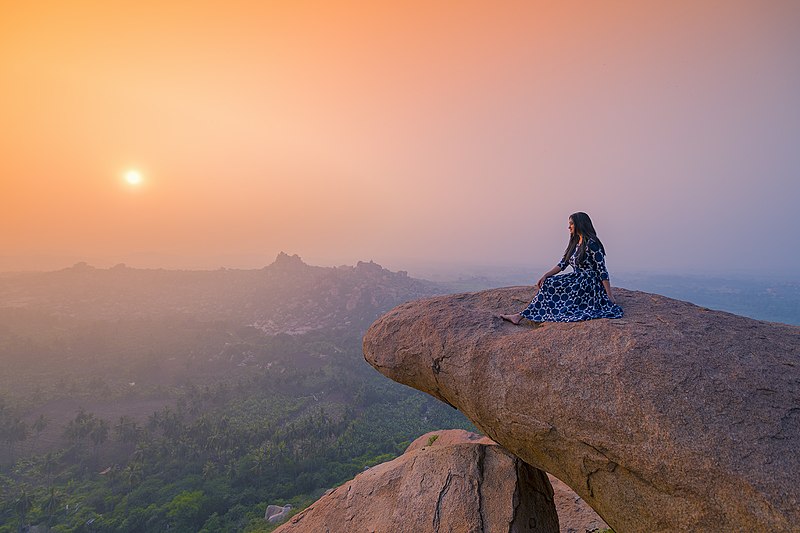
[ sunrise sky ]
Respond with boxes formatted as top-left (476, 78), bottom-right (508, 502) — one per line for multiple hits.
top-left (2, 1), bottom-right (799, 277)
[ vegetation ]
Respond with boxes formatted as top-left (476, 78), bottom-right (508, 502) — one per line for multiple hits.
top-left (4, 260), bottom-right (787, 531)
top-left (0, 260), bottom-right (473, 532)
top-left (0, 326), bottom-right (473, 532)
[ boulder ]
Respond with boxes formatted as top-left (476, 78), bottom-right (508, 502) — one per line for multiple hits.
top-left (275, 429), bottom-right (559, 532)
top-left (547, 474), bottom-right (608, 533)
top-left (363, 287), bottom-right (800, 532)
top-left (266, 504), bottom-right (293, 523)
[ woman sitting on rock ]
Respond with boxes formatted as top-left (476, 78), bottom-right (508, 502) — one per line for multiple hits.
top-left (500, 212), bottom-right (623, 323)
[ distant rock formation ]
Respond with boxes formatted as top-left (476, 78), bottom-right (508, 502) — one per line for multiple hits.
top-left (363, 287), bottom-right (800, 533)
top-left (264, 252), bottom-right (308, 272)
top-left (0, 254), bottom-right (441, 330)
top-left (265, 504), bottom-right (292, 524)
top-left (274, 429), bottom-right (559, 532)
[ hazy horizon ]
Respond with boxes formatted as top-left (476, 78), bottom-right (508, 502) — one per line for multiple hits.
top-left (2, 251), bottom-right (797, 286)
top-left (3, 1), bottom-right (799, 279)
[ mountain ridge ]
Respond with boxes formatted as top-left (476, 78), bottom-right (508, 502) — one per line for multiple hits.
top-left (0, 253), bottom-right (439, 332)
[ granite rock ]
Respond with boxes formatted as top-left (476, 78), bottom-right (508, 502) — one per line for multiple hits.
top-left (363, 287), bottom-right (800, 532)
top-left (275, 429), bottom-right (559, 533)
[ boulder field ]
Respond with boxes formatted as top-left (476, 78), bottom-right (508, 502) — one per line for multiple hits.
top-left (363, 287), bottom-right (800, 532)
top-left (275, 429), bottom-right (559, 532)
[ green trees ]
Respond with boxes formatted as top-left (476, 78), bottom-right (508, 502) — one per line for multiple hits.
top-left (13, 488), bottom-right (32, 533)
top-left (0, 260), bottom-right (482, 530)
top-left (123, 463), bottom-right (143, 493)
top-left (43, 487), bottom-right (59, 528)
top-left (62, 409), bottom-right (110, 466)
top-left (32, 415), bottom-right (47, 445)
top-left (64, 409), bottom-right (99, 444)
top-left (167, 490), bottom-right (209, 531)
top-left (1, 414), bottom-right (29, 460)
top-left (0, 326), bottom-right (474, 531)
top-left (89, 419), bottom-right (109, 451)
top-left (114, 416), bottom-right (141, 445)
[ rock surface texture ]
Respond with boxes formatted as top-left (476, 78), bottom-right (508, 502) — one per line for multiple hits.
top-left (275, 429), bottom-right (559, 532)
top-left (547, 474), bottom-right (608, 533)
top-left (363, 287), bottom-right (800, 533)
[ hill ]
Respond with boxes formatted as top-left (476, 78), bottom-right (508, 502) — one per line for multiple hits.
top-left (0, 255), bottom-right (472, 532)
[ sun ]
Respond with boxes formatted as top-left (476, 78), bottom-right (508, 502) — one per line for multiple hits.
top-left (124, 169), bottom-right (143, 185)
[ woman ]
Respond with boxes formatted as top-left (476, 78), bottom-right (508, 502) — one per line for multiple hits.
top-left (500, 212), bottom-right (623, 323)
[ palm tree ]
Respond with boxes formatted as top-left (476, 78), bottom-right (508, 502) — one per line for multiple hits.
top-left (64, 408), bottom-right (94, 443)
top-left (131, 444), bottom-right (146, 466)
top-left (8, 418), bottom-right (29, 457)
top-left (202, 460), bottom-right (218, 480)
top-left (41, 452), bottom-right (58, 486)
top-left (147, 411), bottom-right (161, 433)
top-left (207, 432), bottom-right (224, 460)
top-left (44, 487), bottom-right (59, 528)
top-left (89, 419), bottom-right (110, 455)
top-left (249, 447), bottom-right (270, 478)
top-left (123, 463), bottom-right (142, 493)
top-left (32, 414), bottom-right (48, 447)
top-left (114, 416), bottom-right (140, 445)
top-left (14, 488), bottom-right (33, 533)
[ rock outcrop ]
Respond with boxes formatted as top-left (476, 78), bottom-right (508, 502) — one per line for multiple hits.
top-left (275, 429), bottom-right (559, 532)
top-left (547, 474), bottom-right (608, 533)
top-left (265, 504), bottom-right (292, 524)
top-left (363, 287), bottom-right (800, 533)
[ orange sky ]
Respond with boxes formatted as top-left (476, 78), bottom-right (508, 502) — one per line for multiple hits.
top-left (2, 1), bottom-right (799, 275)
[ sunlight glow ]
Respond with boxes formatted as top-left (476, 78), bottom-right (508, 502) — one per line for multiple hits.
top-left (124, 169), bottom-right (143, 185)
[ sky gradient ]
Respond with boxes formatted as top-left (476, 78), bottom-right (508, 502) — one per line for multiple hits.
top-left (2, 1), bottom-right (799, 277)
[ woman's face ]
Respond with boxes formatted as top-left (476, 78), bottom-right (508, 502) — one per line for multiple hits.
top-left (568, 218), bottom-right (575, 236)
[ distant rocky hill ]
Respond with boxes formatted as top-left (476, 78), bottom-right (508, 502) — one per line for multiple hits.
top-left (0, 253), bottom-right (443, 333)
top-left (0, 256), bottom-right (481, 531)
top-left (364, 286), bottom-right (800, 532)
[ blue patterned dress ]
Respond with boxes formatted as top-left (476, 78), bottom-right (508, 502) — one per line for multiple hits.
top-left (520, 238), bottom-right (623, 322)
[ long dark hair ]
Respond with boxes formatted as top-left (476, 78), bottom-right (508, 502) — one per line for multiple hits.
top-left (561, 212), bottom-right (606, 265)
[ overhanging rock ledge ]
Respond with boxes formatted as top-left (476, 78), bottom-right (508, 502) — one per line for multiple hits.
top-left (363, 286), bottom-right (800, 533)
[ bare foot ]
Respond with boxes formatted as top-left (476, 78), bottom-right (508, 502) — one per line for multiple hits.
top-left (499, 313), bottom-right (522, 325)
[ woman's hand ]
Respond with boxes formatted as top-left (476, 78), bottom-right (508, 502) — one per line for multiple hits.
top-left (537, 266), bottom-right (561, 289)
top-left (602, 280), bottom-right (616, 304)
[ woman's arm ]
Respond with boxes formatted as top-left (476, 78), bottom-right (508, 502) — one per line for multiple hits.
top-left (587, 240), bottom-right (616, 304)
top-left (537, 265), bottom-right (562, 288)
top-left (602, 279), bottom-right (616, 304)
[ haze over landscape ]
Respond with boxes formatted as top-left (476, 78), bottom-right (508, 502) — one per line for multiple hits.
top-left (2, 2), bottom-right (800, 532)
top-left (2, 1), bottom-right (799, 277)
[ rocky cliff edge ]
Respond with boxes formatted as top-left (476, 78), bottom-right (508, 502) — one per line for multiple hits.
top-left (363, 287), bottom-right (800, 532)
